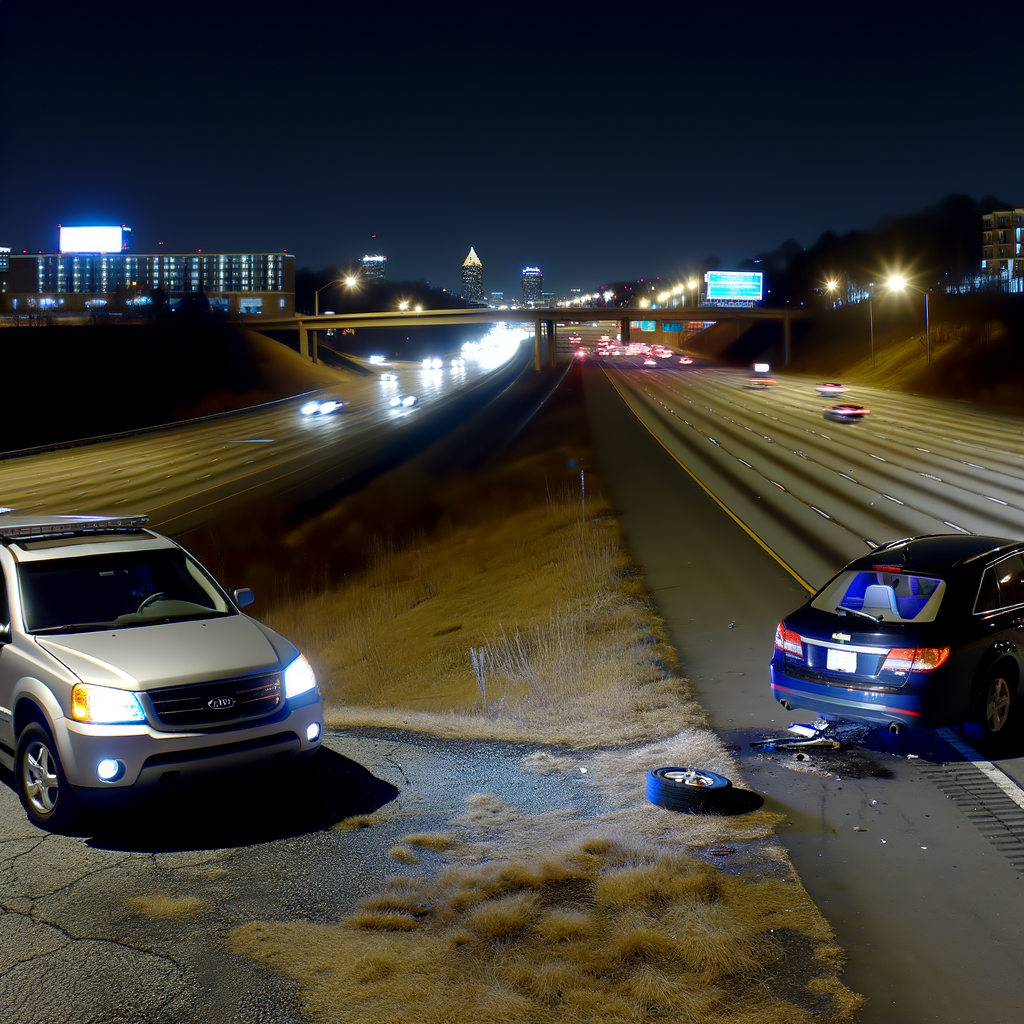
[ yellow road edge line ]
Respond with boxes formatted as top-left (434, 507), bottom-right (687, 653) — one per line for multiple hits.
top-left (605, 370), bottom-right (815, 594)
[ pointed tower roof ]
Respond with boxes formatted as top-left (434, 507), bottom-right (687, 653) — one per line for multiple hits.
top-left (462, 247), bottom-right (482, 268)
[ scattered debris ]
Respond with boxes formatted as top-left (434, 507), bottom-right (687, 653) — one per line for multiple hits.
top-left (707, 846), bottom-right (736, 856)
top-left (853, 827), bottom-right (868, 832)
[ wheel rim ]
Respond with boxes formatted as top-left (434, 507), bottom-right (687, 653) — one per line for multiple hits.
top-left (664, 769), bottom-right (714, 788)
top-left (986, 677), bottom-right (1012, 733)
top-left (22, 739), bottom-right (59, 815)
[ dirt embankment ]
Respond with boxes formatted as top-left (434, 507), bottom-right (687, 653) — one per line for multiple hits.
top-left (786, 294), bottom-right (1024, 412)
top-left (0, 320), bottom-right (351, 453)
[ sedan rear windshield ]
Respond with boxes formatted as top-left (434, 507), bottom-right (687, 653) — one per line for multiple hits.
top-left (18, 549), bottom-right (234, 633)
top-left (811, 569), bottom-right (946, 624)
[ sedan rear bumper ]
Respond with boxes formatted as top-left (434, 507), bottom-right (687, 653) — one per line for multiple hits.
top-left (770, 666), bottom-right (927, 727)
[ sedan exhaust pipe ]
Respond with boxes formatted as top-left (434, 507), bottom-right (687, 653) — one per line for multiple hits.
top-left (888, 721), bottom-right (903, 735)
top-left (779, 699), bottom-right (792, 711)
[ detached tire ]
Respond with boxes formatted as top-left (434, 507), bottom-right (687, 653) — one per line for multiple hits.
top-left (646, 766), bottom-right (732, 813)
top-left (16, 722), bottom-right (81, 833)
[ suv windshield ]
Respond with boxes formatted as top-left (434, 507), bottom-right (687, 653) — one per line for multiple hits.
top-left (18, 549), bottom-right (234, 633)
top-left (811, 569), bottom-right (946, 623)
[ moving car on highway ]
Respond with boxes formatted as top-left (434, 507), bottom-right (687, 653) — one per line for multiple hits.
top-left (815, 382), bottom-right (848, 396)
top-left (300, 397), bottom-right (349, 415)
top-left (771, 534), bottom-right (1024, 742)
top-left (0, 514), bottom-right (323, 831)
top-left (823, 403), bottom-right (869, 422)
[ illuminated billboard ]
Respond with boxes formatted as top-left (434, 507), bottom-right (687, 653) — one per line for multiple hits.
top-left (705, 271), bottom-right (763, 303)
top-left (59, 226), bottom-right (125, 253)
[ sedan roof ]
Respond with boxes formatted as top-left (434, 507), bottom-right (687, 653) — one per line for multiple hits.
top-left (853, 534), bottom-right (1018, 572)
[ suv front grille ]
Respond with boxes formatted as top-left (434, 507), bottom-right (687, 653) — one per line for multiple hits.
top-left (146, 672), bottom-right (283, 730)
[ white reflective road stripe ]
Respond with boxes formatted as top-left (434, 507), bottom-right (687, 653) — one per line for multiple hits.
top-left (936, 727), bottom-right (1024, 812)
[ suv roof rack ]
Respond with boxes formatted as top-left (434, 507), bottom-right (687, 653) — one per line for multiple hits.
top-left (0, 514), bottom-right (150, 543)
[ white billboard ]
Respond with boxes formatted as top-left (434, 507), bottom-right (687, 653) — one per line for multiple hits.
top-left (705, 270), bottom-right (763, 302)
top-left (59, 226), bottom-right (124, 253)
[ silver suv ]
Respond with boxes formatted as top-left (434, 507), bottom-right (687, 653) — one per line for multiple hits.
top-left (0, 514), bottom-right (324, 831)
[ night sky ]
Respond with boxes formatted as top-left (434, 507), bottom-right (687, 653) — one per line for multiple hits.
top-left (2, 1), bottom-right (1020, 296)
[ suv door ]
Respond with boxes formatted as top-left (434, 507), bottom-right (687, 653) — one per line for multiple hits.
top-left (0, 568), bottom-right (13, 751)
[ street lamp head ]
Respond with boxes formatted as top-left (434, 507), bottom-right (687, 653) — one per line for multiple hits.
top-left (826, 280), bottom-right (837, 291)
top-left (687, 279), bottom-right (697, 288)
top-left (398, 300), bottom-right (409, 310)
top-left (889, 274), bottom-right (907, 291)
top-left (344, 276), bottom-right (358, 288)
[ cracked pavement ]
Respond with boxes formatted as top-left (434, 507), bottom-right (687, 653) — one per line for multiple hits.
top-left (0, 729), bottom-right (608, 1023)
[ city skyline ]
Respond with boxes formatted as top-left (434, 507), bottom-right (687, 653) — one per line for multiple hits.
top-left (0, 2), bottom-right (1019, 297)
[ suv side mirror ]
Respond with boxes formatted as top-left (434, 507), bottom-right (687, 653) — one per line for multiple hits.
top-left (233, 588), bottom-right (255, 609)
top-left (0, 622), bottom-right (9, 645)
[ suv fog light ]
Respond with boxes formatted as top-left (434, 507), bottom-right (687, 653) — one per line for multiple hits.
top-left (97, 758), bottom-right (125, 782)
top-left (306, 723), bottom-right (321, 743)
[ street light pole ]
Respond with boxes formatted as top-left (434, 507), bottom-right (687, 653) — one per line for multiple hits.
top-left (924, 289), bottom-right (931, 365)
top-left (869, 284), bottom-right (875, 368)
top-left (888, 275), bottom-right (930, 366)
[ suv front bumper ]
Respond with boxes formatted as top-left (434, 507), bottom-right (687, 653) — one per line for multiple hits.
top-left (53, 691), bottom-right (324, 790)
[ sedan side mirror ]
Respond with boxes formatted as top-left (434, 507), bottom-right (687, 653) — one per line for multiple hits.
top-left (233, 588), bottom-right (255, 608)
top-left (0, 621), bottom-right (9, 645)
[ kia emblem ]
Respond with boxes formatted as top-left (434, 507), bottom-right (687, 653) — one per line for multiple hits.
top-left (207, 696), bottom-right (235, 710)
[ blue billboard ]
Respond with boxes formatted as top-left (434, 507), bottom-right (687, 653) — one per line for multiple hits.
top-left (705, 271), bottom-right (763, 302)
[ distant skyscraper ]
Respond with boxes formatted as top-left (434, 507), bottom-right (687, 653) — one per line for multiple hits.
top-left (462, 247), bottom-right (484, 303)
top-left (522, 266), bottom-right (542, 304)
top-left (361, 254), bottom-right (387, 282)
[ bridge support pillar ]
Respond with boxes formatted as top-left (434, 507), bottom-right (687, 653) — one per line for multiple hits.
top-left (783, 310), bottom-right (791, 366)
top-left (546, 320), bottom-right (557, 366)
top-left (534, 319), bottom-right (542, 371)
top-left (298, 321), bottom-right (310, 360)
top-left (620, 318), bottom-right (630, 344)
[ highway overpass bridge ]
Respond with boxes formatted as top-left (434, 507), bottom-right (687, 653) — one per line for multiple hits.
top-left (248, 306), bottom-right (806, 370)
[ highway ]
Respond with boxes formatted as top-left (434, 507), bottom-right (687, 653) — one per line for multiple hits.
top-left (605, 356), bottom-right (1024, 588)
top-left (585, 357), bottom-right (1024, 1024)
top-left (0, 340), bottom-right (529, 535)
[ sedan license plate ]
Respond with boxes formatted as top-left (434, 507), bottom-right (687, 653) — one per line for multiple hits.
top-left (827, 647), bottom-right (858, 674)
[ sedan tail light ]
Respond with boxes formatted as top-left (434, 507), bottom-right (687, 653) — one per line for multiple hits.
top-left (774, 622), bottom-right (804, 658)
top-left (881, 647), bottom-right (950, 673)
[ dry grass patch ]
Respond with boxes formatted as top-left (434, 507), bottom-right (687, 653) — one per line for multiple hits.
top-left (267, 491), bottom-right (704, 750)
top-left (333, 815), bottom-right (374, 831)
top-left (127, 894), bottom-right (207, 919)
top-left (402, 832), bottom-right (459, 851)
top-left (229, 833), bottom-right (861, 1023)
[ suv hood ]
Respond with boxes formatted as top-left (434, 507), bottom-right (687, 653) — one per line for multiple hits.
top-left (35, 615), bottom-right (280, 690)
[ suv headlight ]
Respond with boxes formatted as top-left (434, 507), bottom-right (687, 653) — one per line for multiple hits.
top-left (284, 654), bottom-right (317, 698)
top-left (71, 683), bottom-right (146, 724)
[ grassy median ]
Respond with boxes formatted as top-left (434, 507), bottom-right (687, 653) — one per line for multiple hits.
top-left (230, 365), bottom-right (863, 1022)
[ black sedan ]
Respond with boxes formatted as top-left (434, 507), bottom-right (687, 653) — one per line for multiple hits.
top-left (770, 534), bottom-right (1024, 742)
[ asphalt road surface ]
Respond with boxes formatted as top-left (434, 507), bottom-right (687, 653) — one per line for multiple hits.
top-left (0, 730), bottom-right (602, 1024)
top-left (0, 344), bottom-right (529, 535)
top-left (584, 360), bottom-right (1024, 1024)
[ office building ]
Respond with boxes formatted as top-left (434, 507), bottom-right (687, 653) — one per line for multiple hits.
top-left (462, 247), bottom-right (484, 303)
top-left (2, 250), bottom-right (295, 315)
top-left (360, 254), bottom-right (387, 283)
top-left (489, 291), bottom-right (504, 306)
top-left (522, 266), bottom-right (543, 305)
top-left (982, 209), bottom-right (1024, 280)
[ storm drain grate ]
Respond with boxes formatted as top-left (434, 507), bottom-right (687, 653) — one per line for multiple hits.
top-left (917, 759), bottom-right (1024, 871)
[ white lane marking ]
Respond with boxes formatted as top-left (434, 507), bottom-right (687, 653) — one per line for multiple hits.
top-left (869, 453), bottom-right (887, 461)
top-left (737, 458), bottom-right (753, 468)
top-left (985, 496), bottom-right (1009, 505)
top-left (810, 506), bottom-right (831, 519)
top-left (943, 521), bottom-right (971, 533)
top-left (837, 472), bottom-right (857, 483)
top-left (936, 728), bottom-right (1024, 812)
top-left (920, 473), bottom-right (942, 481)
top-left (881, 493), bottom-right (905, 504)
